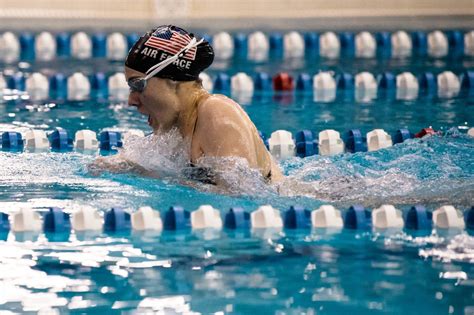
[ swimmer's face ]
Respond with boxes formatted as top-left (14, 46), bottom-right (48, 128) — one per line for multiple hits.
top-left (125, 66), bottom-right (180, 131)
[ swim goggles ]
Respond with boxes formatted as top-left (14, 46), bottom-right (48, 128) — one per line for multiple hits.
top-left (127, 37), bottom-right (204, 93)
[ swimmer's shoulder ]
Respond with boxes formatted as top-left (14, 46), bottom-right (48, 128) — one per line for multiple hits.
top-left (197, 94), bottom-right (243, 120)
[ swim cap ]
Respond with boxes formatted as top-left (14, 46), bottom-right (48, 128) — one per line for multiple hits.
top-left (125, 25), bottom-right (214, 81)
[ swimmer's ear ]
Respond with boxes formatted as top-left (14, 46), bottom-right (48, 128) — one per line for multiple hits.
top-left (164, 78), bottom-right (179, 91)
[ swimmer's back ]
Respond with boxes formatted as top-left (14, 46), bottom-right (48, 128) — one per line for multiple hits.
top-left (191, 94), bottom-right (282, 182)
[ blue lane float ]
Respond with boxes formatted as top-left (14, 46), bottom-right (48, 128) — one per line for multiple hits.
top-left (418, 72), bottom-right (437, 95)
top-left (295, 130), bottom-right (317, 157)
top-left (7, 73), bottom-right (25, 91)
top-left (89, 72), bottom-right (108, 99)
top-left (446, 30), bottom-right (464, 53)
top-left (296, 73), bottom-right (313, 92)
top-left (224, 207), bottom-right (251, 229)
top-left (339, 32), bottom-right (355, 56)
top-left (269, 33), bottom-right (283, 52)
top-left (126, 33), bottom-right (139, 50)
top-left (405, 205), bottom-right (433, 230)
top-left (284, 206), bottom-right (311, 229)
top-left (43, 207), bottom-right (71, 233)
top-left (336, 72), bottom-right (354, 90)
top-left (56, 32), bottom-right (71, 57)
top-left (393, 129), bottom-right (413, 144)
top-left (104, 207), bottom-right (131, 232)
top-left (99, 131), bottom-right (123, 151)
top-left (164, 206), bottom-right (191, 230)
top-left (377, 72), bottom-right (396, 90)
top-left (465, 206), bottom-right (474, 230)
top-left (213, 73), bottom-right (231, 93)
top-left (344, 129), bottom-right (367, 153)
top-left (49, 128), bottom-right (73, 151)
top-left (411, 31), bottom-right (428, 55)
top-left (92, 33), bottom-right (107, 58)
top-left (19, 32), bottom-right (35, 60)
top-left (1, 132), bottom-right (24, 151)
top-left (304, 32), bottom-right (319, 51)
top-left (344, 205), bottom-right (371, 230)
top-left (461, 70), bottom-right (474, 92)
top-left (233, 33), bottom-right (247, 58)
top-left (49, 73), bottom-right (68, 99)
top-left (375, 32), bottom-right (391, 55)
top-left (254, 72), bottom-right (272, 91)
top-left (0, 213), bottom-right (10, 233)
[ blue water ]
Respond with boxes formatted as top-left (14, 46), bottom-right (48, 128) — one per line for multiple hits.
top-left (1, 42), bottom-right (474, 313)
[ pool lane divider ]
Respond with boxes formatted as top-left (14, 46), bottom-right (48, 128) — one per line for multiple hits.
top-left (1, 127), bottom-right (473, 158)
top-left (1, 205), bottom-right (472, 239)
top-left (2, 69), bottom-right (473, 102)
top-left (1, 30), bottom-right (473, 63)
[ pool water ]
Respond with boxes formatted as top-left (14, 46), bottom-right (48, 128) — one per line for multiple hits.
top-left (1, 33), bottom-right (474, 313)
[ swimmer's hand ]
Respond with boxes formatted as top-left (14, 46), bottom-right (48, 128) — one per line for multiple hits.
top-left (88, 155), bottom-right (151, 177)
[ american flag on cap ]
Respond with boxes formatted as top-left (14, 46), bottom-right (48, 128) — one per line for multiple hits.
top-left (144, 28), bottom-right (197, 60)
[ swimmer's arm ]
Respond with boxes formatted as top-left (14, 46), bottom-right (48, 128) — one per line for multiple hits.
top-left (88, 154), bottom-right (159, 177)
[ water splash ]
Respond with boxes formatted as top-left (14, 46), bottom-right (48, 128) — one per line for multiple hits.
top-left (277, 132), bottom-right (474, 207)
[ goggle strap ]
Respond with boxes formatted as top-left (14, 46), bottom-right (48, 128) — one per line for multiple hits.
top-left (144, 37), bottom-right (204, 80)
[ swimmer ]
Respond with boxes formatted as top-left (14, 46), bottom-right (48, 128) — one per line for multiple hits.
top-left (92, 25), bottom-right (282, 185)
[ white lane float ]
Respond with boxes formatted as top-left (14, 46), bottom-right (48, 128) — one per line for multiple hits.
top-left (11, 208), bottom-right (42, 232)
top-left (355, 31), bottom-right (376, 58)
top-left (464, 30), bottom-right (474, 56)
top-left (0, 32), bottom-right (20, 63)
top-left (319, 32), bottom-right (340, 59)
top-left (251, 205), bottom-right (283, 228)
top-left (231, 72), bottom-right (254, 104)
top-left (433, 205), bottom-right (465, 229)
top-left (313, 72), bottom-right (336, 102)
top-left (131, 206), bottom-right (163, 231)
top-left (26, 72), bottom-right (49, 101)
top-left (311, 205), bottom-right (343, 228)
top-left (372, 205), bottom-right (404, 229)
top-left (268, 130), bottom-right (296, 159)
top-left (355, 71), bottom-right (377, 102)
top-left (67, 72), bottom-right (90, 101)
top-left (106, 32), bottom-right (128, 61)
top-left (0, 74), bottom-right (6, 90)
top-left (24, 129), bottom-right (49, 151)
top-left (427, 30), bottom-right (448, 58)
top-left (213, 32), bottom-right (234, 60)
top-left (284, 31), bottom-right (305, 58)
top-left (367, 129), bottom-right (393, 151)
top-left (199, 72), bottom-right (213, 92)
top-left (231, 72), bottom-right (254, 93)
top-left (391, 31), bottom-right (412, 58)
top-left (318, 130), bottom-right (344, 156)
top-left (71, 206), bottom-right (103, 231)
top-left (396, 72), bottom-right (419, 100)
top-left (74, 130), bottom-right (99, 151)
top-left (35, 32), bottom-right (56, 61)
top-left (248, 31), bottom-right (269, 62)
top-left (71, 32), bottom-right (92, 59)
top-left (191, 205), bottom-right (222, 229)
top-left (108, 72), bottom-right (129, 101)
top-left (437, 71), bottom-right (460, 98)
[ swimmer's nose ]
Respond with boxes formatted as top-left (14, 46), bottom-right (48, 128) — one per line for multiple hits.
top-left (128, 92), bottom-right (141, 108)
